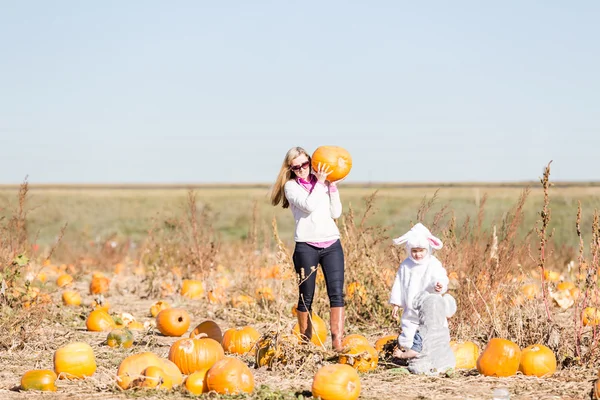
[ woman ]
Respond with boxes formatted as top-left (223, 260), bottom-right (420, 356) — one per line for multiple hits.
top-left (270, 146), bottom-right (345, 352)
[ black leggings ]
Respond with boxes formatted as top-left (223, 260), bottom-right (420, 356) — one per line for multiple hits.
top-left (293, 240), bottom-right (345, 312)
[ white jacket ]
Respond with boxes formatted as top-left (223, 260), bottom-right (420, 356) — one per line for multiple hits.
top-left (389, 255), bottom-right (449, 349)
top-left (284, 179), bottom-right (342, 242)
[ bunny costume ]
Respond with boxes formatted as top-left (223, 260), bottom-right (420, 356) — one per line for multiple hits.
top-left (389, 223), bottom-right (449, 350)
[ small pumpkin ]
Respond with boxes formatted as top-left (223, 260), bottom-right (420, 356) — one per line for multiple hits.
top-left (156, 308), bottom-right (191, 337)
top-left (54, 342), bottom-right (97, 380)
top-left (255, 331), bottom-right (294, 368)
top-left (341, 334), bottom-right (370, 350)
top-left (185, 369), bottom-right (209, 395)
top-left (450, 341), bottom-right (480, 369)
top-left (128, 320), bottom-right (145, 331)
top-left (116, 352), bottom-right (182, 389)
top-left (86, 309), bottom-right (116, 332)
top-left (476, 338), bottom-right (521, 377)
top-left (311, 146), bottom-right (352, 182)
top-left (206, 356), bottom-right (255, 395)
top-left (20, 369), bottom-right (57, 391)
top-left (374, 334), bottom-right (397, 352)
top-left (518, 344), bottom-right (557, 377)
top-left (181, 279), bottom-right (204, 299)
top-left (56, 273), bottom-right (74, 288)
top-left (107, 328), bottom-right (134, 348)
top-left (137, 366), bottom-right (173, 390)
top-left (61, 290), bottom-right (81, 306)
top-left (89, 275), bottom-right (110, 294)
top-left (150, 300), bottom-right (170, 317)
top-left (583, 307), bottom-right (600, 326)
top-left (190, 320), bottom-right (223, 343)
top-left (168, 337), bottom-right (224, 375)
top-left (222, 326), bottom-right (261, 355)
top-left (312, 364), bottom-right (361, 400)
top-left (338, 344), bottom-right (378, 372)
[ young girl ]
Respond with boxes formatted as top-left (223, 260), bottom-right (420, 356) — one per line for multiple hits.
top-left (270, 146), bottom-right (346, 352)
top-left (389, 223), bottom-right (449, 359)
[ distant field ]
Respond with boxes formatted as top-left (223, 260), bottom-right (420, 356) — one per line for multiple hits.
top-left (1, 182), bottom-right (599, 249)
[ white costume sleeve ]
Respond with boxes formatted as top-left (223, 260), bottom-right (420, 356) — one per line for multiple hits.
top-left (398, 319), bottom-right (418, 349)
top-left (425, 257), bottom-right (450, 294)
top-left (389, 268), bottom-right (403, 306)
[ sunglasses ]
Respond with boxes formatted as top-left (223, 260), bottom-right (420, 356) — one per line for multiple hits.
top-left (290, 160), bottom-right (310, 171)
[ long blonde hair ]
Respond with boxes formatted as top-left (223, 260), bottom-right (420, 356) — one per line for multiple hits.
top-left (270, 146), bottom-right (311, 209)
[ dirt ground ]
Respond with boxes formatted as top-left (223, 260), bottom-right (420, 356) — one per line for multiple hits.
top-left (0, 276), bottom-right (597, 400)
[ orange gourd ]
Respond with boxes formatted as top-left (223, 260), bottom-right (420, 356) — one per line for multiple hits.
top-left (206, 357), bottom-right (255, 395)
top-left (20, 369), bottom-right (57, 391)
top-left (338, 344), bottom-right (378, 372)
top-left (89, 275), bottom-right (110, 294)
top-left (61, 290), bottom-right (81, 306)
top-left (518, 344), bottom-right (557, 377)
top-left (56, 273), bottom-right (74, 287)
top-left (374, 334), bottom-right (397, 352)
top-left (107, 328), bottom-right (134, 348)
top-left (156, 308), bottom-right (190, 337)
top-left (150, 300), bottom-right (170, 317)
top-left (86, 309), bottom-right (116, 332)
top-left (292, 313), bottom-right (328, 347)
top-left (190, 320), bottom-right (223, 343)
top-left (312, 364), bottom-right (361, 400)
top-left (168, 337), bottom-right (224, 375)
top-left (476, 338), bottom-right (521, 377)
top-left (185, 369), bottom-right (209, 395)
top-left (54, 342), bottom-right (97, 380)
top-left (311, 146), bottom-right (352, 182)
top-left (450, 341), bottom-right (480, 369)
top-left (222, 326), bottom-right (261, 355)
top-left (181, 279), bottom-right (204, 299)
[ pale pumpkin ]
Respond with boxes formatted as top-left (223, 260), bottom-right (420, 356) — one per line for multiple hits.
top-left (54, 342), bottom-right (97, 379)
top-left (181, 279), bottom-right (204, 299)
top-left (86, 309), bottom-right (116, 332)
top-left (156, 308), bottom-right (190, 336)
top-left (185, 369), bottom-right (210, 395)
top-left (107, 328), bottom-right (134, 348)
top-left (311, 146), bottom-right (352, 182)
top-left (20, 369), bottom-right (57, 391)
top-left (168, 337), bottom-right (224, 375)
top-left (450, 341), bottom-right (480, 369)
top-left (222, 326), bottom-right (261, 355)
top-left (190, 320), bottom-right (223, 343)
top-left (206, 356), bottom-right (254, 395)
top-left (149, 300), bottom-right (170, 317)
top-left (476, 338), bottom-right (521, 377)
top-left (338, 344), bottom-right (378, 372)
top-left (312, 364), bottom-right (361, 400)
top-left (518, 344), bottom-right (557, 377)
top-left (116, 352), bottom-right (182, 389)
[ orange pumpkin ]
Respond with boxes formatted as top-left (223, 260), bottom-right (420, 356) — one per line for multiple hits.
top-left (185, 369), bottom-right (210, 395)
top-left (20, 369), bottom-right (57, 391)
top-left (61, 290), bottom-right (81, 306)
top-left (476, 338), bottom-right (521, 377)
top-left (341, 334), bottom-right (370, 350)
top-left (374, 334), bottom-right (397, 352)
top-left (181, 279), bottom-right (204, 299)
top-left (86, 309), bottom-right (116, 332)
top-left (156, 308), bottom-right (191, 336)
top-left (292, 313), bottom-right (328, 347)
top-left (137, 366), bottom-right (173, 390)
top-left (168, 337), bottom-right (224, 375)
top-left (150, 300), bottom-right (170, 317)
top-left (312, 364), bottom-right (361, 400)
top-left (338, 344), bottom-right (378, 372)
top-left (107, 328), bottom-right (134, 348)
top-left (583, 307), bottom-right (600, 326)
top-left (89, 275), bottom-right (110, 294)
top-left (54, 342), bottom-right (97, 380)
top-left (450, 341), bottom-right (480, 369)
top-left (518, 344), bottom-right (557, 377)
top-left (206, 357), bottom-right (255, 395)
top-left (56, 273), bottom-right (74, 288)
top-left (222, 326), bottom-right (261, 355)
top-left (311, 146), bottom-right (352, 182)
top-left (128, 321), bottom-right (145, 331)
top-left (190, 320), bottom-right (223, 343)
top-left (116, 352), bottom-right (182, 390)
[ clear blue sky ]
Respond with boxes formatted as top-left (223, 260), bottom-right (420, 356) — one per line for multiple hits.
top-left (1, 1), bottom-right (598, 184)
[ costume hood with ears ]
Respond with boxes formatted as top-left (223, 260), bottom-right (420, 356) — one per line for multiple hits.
top-left (392, 223), bottom-right (443, 264)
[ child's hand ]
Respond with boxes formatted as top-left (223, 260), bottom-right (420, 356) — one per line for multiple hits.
top-left (391, 305), bottom-right (399, 319)
top-left (434, 282), bottom-right (443, 292)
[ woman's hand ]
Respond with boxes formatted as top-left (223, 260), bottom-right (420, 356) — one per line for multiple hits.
top-left (313, 162), bottom-right (332, 184)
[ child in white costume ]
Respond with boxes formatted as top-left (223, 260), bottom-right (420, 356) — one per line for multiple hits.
top-left (389, 223), bottom-right (449, 359)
